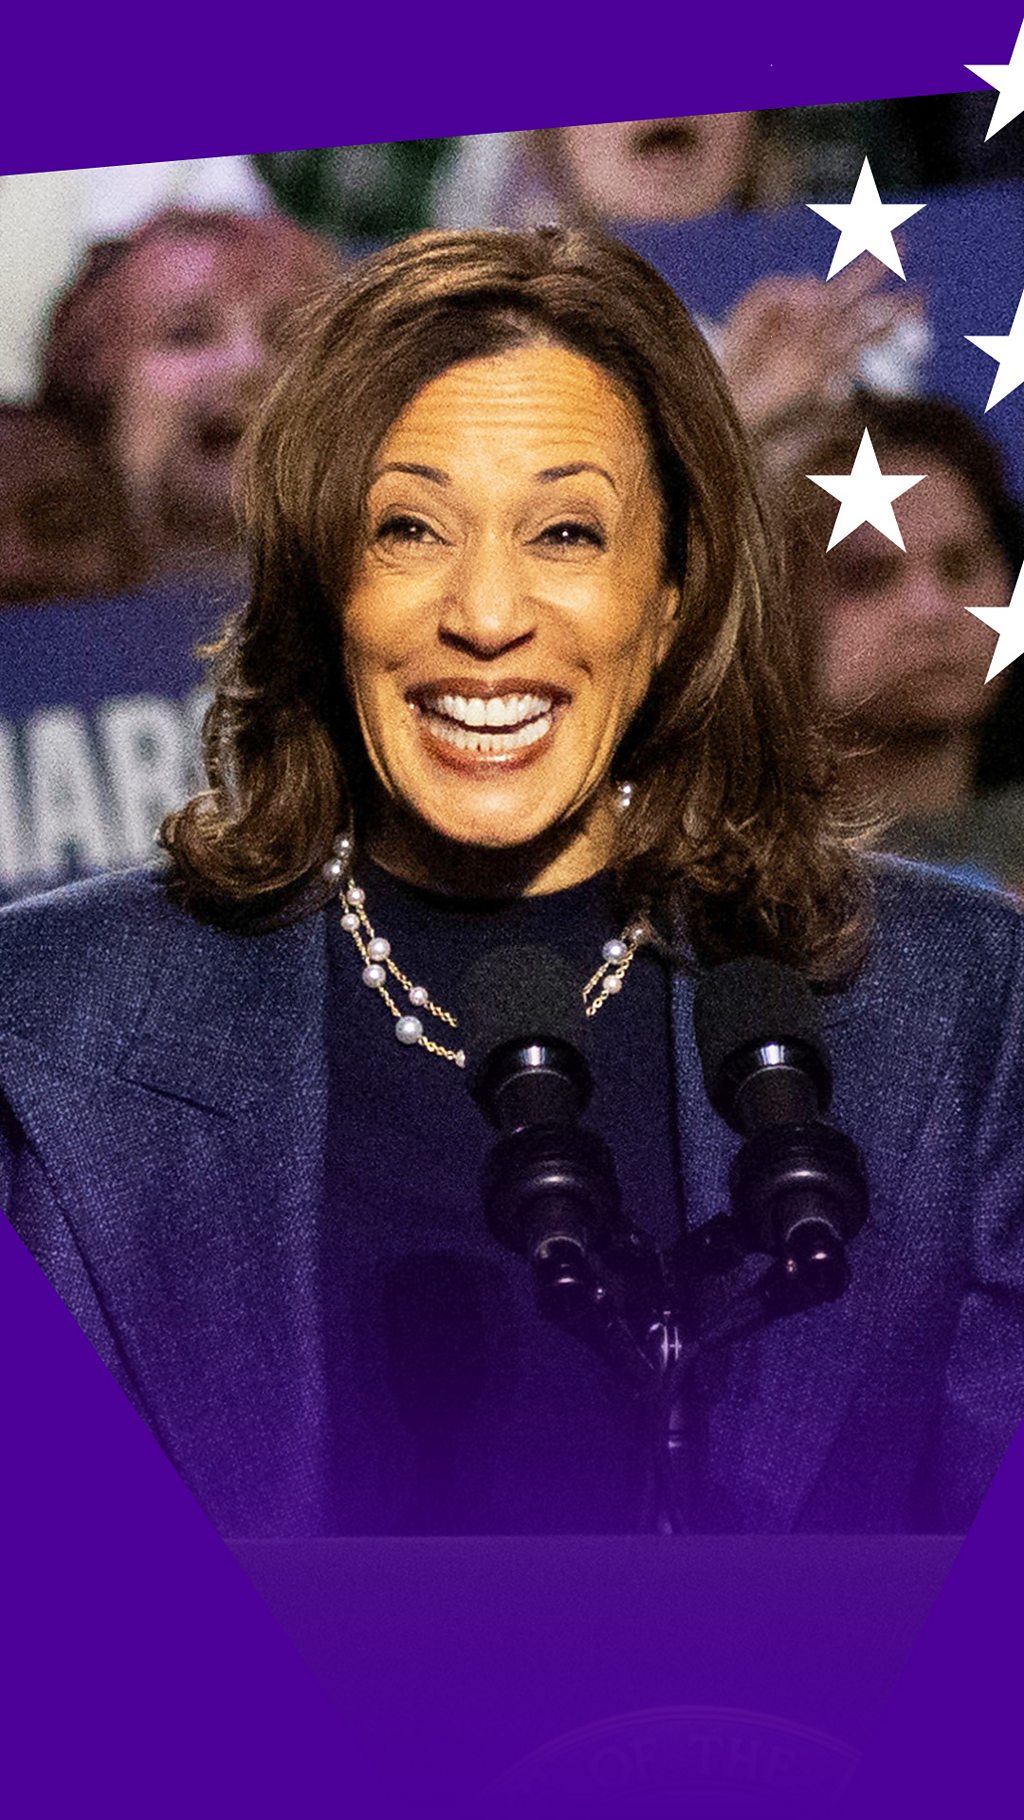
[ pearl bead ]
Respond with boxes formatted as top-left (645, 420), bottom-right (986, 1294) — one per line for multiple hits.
top-left (395, 1015), bottom-right (423, 1045)
top-left (346, 884), bottom-right (365, 905)
top-left (333, 834), bottom-right (353, 856)
top-left (455, 1050), bottom-right (466, 1069)
top-left (603, 973), bottom-right (623, 994)
top-left (602, 938), bottom-right (627, 963)
top-left (362, 963), bottom-right (385, 987)
top-left (366, 937), bottom-right (391, 962)
top-left (408, 985), bottom-right (429, 1007)
top-left (340, 912), bottom-right (359, 933)
top-left (322, 857), bottom-right (344, 882)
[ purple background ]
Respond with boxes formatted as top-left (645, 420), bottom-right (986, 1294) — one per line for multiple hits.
top-left (3, 3), bottom-right (1024, 1814)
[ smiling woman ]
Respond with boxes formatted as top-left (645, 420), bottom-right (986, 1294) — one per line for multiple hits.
top-left (41, 206), bottom-right (340, 581)
top-left (166, 227), bottom-right (865, 974)
top-left (1, 229), bottom-right (1022, 1539)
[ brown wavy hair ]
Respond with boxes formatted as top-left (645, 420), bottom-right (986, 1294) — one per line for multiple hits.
top-left (161, 226), bottom-right (873, 981)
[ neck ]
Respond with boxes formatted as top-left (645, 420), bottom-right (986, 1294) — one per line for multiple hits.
top-left (365, 799), bottom-right (616, 899)
top-left (846, 727), bottom-right (979, 821)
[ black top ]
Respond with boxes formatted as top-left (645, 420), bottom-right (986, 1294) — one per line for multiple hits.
top-left (320, 859), bottom-right (682, 1532)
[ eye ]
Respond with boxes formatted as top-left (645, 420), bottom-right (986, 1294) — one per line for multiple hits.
top-left (373, 514), bottom-right (443, 547)
top-left (937, 545), bottom-right (983, 587)
top-left (829, 555), bottom-right (900, 598)
top-left (156, 310), bottom-right (217, 351)
top-left (533, 519), bottom-right (606, 551)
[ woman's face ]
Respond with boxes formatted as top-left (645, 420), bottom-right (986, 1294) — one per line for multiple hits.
top-left (558, 117), bottom-right (756, 222)
top-left (342, 344), bottom-right (679, 888)
top-left (814, 457), bottom-right (1012, 735)
top-left (109, 235), bottom-right (298, 542)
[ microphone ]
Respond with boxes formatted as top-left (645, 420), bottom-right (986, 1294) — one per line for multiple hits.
top-left (461, 944), bottom-right (623, 1311)
top-left (692, 957), bottom-right (869, 1302)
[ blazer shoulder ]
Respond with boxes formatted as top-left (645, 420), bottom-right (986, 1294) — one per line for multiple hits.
top-left (0, 866), bottom-right (329, 1081)
top-left (861, 850), bottom-right (1024, 1005)
top-left (0, 863), bottom-right (179, 953)
top-left (867, 850), bottom-right (1022, 938)
top-left (0, 867), bottom-right (215, 1059)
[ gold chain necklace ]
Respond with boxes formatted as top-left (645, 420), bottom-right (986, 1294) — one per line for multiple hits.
top-left (324, 836), bottom-right (647, 1069)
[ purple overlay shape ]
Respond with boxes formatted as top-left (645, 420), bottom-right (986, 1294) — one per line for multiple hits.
top-left (834, 1420), bottom-right (1024, 1817)
top-left (1, 2), bottom-right (1022, 173)
top-left (235, 1532), bottom-right (959, 1813)
top-left (0, 1213), bottom-right (351, 1817)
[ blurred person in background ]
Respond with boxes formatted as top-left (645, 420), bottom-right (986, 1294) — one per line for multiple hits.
top-left (714, 264), bottom-right (925, 466)
top-left (790, 393), bottom-right (1024, 891)
top-left (433, 115), bottom-right (792, 228)
top-left (434, 119), bottom-right (922, 465)
top-left (526, 114), bottom-right (793, 220)
top-left (0, 157), bottom-right (273, 402)
top-left (0, 404), bottom-right (141, 606)
top-left (41, 208), bottom-right (341, 586)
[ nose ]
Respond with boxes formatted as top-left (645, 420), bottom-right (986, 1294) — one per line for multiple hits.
top-left (437, 535), bottom-right (537, 659)
top-left (221, 332), bottom-right (266, 380)
top-left (900, 566), bottom-right (959, 627)
top-left (217, 309), bottom-right (269, 380)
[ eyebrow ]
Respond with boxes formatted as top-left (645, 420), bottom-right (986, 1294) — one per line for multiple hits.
top-left (371, 460), bottom-right (619, 492)
top-left (535, 462), bottom-right (618, 493)
top-left (372, 461), bottom-right (449, 486)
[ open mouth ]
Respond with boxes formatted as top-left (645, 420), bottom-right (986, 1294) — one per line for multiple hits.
top-left (409, 686), bottom-right (566, 763)
top-left (194, 415), bottom-right (244, 460)
top-left (630, 119), bottom-right (698, 162)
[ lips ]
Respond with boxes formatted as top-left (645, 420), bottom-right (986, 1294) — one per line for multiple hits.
top-left (407, 678), bottom-right (569, 767)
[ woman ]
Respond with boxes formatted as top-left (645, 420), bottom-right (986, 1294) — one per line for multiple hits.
top-left (433, 116), bottom-right (792, 230)
top-left (41, 206), bottom-right (340, 584)
top-left (790, 394), bottom-right (1024, 891)
top-left (0, 229), bottom-right (1021, 1537)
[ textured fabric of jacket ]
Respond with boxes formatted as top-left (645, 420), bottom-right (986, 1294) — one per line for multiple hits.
top-left (0, 856), bottom-right (1022, 1535)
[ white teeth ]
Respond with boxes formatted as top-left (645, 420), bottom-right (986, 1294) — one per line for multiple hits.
top-left (425, 691), bottom-right (553, 730)
top-left (423, 712), bottom-right (553, 755)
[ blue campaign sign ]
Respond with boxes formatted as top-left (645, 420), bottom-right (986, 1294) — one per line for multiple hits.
top-left (0, 582), bottom-right (236, 902)
top-left (621, 183), bottom-right (1024, 498)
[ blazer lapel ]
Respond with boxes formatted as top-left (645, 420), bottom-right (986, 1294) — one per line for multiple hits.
top-left (0, 904), bottom-right (337, 1533)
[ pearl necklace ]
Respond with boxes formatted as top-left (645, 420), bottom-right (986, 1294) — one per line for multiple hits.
top-left (322, 834), bottom-right (647, 1069)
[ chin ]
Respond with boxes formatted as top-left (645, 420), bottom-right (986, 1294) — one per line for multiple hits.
top-left (425, 812), bottom-right (558, 854)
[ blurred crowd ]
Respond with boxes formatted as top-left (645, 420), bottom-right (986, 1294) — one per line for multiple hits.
top-left (1, 96), bottom-right (1023, 895)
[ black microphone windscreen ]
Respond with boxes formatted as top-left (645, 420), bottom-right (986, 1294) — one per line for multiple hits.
top-left (460, 943), bottom-right (586, 1072)
top-left (692, 957), bottom-right (822, 1094)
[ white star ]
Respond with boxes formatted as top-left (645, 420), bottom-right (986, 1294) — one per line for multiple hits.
top-left (967, 563), bottom-right (1024, 682)
top-left (807, 428), bottom-right (924, 551)
top-left (806, 158), bottom-right (925, 280)
top-left (965, 286), bottom-right (1024, 410)
top-left (966, 17), bottom-right (1024, 140)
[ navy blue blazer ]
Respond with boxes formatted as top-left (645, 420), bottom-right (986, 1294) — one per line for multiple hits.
top-left (0, 857), bottom-right (1022, 1535)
